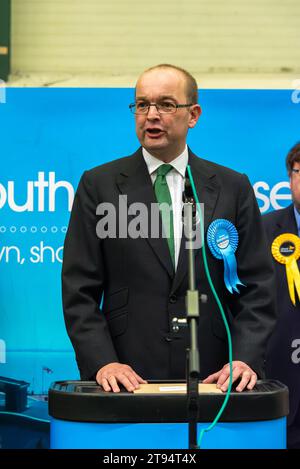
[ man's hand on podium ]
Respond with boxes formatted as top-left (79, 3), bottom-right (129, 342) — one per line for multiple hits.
top-left (202, 361), bottom-right (257, 392)
top-left (96, 362), bottom-right (148, 393)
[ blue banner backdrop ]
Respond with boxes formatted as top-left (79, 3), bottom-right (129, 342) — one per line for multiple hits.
top-left (0, 88), bottom-right (299, 393)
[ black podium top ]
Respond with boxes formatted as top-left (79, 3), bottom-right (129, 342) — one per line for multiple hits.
top-left (48, 380), bottom-right (288, 423)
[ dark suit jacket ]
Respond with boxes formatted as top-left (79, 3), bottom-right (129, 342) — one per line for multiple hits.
top-left (62, 148), bottom-right (276, 381)
top-left (263, 204), bottom-right (300, 430)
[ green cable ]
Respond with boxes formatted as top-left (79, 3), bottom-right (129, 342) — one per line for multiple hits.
top-left (186, 165), bottom-right (233, 449)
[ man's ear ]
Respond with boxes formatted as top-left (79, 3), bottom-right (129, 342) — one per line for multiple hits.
top-left (188, 104), bottom-right (202, 129)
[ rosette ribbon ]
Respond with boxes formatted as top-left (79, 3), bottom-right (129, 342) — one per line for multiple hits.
top-left (207, 219), bottom-right (245, 294)
top-left (271, 233), bottom-right (300, 306)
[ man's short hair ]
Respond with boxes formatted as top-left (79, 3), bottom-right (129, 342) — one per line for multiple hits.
top-left (142, 64), bottom-right (199, 104)
top-left (286, 142), bottom-right (300, 175)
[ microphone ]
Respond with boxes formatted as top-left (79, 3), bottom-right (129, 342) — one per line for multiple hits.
top-left (183, 169), bottom-right (194, 203)
top-left (182, 169), bottom-right (198, 226)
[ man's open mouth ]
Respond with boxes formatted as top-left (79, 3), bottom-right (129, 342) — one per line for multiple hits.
top-left (145, 128), bottom-right (165, 137)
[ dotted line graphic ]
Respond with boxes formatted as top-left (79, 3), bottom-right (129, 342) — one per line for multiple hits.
top-left (0, 226), bottom-right (67, 234)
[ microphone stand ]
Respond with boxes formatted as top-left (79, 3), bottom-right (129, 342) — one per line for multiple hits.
top-left (183, 185), bottom-right (201, 450)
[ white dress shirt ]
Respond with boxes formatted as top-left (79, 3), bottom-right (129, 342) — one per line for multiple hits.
top-left (142, 146), bottom-right (188, 270)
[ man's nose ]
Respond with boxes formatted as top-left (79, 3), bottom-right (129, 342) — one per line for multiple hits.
top-left (147, 104), bottom-right (160, 119)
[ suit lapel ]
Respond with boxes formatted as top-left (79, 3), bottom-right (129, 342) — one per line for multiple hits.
top-left (116, 148), bottom-right (174, 278)
top-left (171, 150), bottom-right (220, 294)
top-left (273, 204), bottom-right (298, 238)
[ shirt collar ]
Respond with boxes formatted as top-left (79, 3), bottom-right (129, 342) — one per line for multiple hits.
top-left (293, 205), bottom-right (300, 234)
top-left (142, 145), bottom-right (188, 178)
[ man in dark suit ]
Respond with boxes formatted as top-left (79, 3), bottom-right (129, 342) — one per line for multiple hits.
top-left (263, 142), bottom-right (300, 449)
top-left (62, 64), bottom-right (276, 394)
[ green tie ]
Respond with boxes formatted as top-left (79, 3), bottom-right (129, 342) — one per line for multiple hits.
top-left (154, 164), bottom-right (175, 267)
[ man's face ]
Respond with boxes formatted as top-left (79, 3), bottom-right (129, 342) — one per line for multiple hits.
top-left (134, 68), bottom-right (201, 161)
top-left (290, 161), bottom-right (300, 210)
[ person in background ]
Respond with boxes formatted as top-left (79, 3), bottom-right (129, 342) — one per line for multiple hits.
top-left (263, 142), bottom-right (300, 449)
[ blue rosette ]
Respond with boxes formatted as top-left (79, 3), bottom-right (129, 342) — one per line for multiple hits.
top-left (207, 219), bottom-right (245, 294)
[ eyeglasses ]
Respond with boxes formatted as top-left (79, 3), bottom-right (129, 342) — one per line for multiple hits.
top-left (129, 101), bottom-right (193, 115)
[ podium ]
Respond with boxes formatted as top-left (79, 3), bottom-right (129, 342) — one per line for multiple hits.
top-left (48, 379), bottom-right (288, 449)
